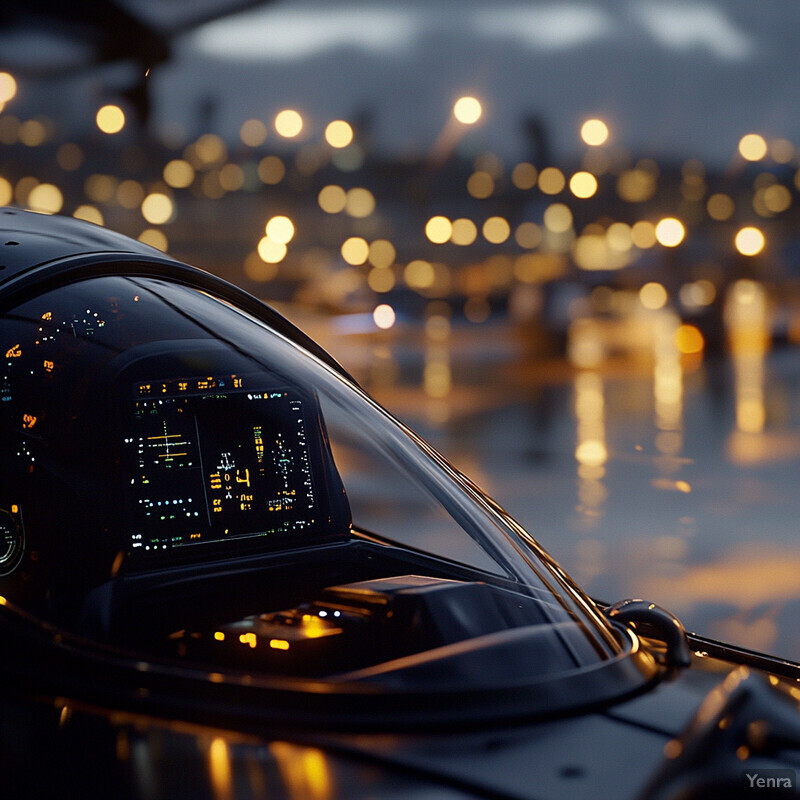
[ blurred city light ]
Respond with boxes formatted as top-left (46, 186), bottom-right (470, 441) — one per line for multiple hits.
top-left (655, 217), bottom-right (686, 247)
top-left (580, 118), bottom-right (609, 146)
top-left (275, 109), bottom-right (303, 137)
top-left (453, 96), bottom-right (482, 125)
top-left (738, 133), bottom-right (768, 161)
top-left (265, 215), bottom-right (295, 244)
top-left (373, 304), bottom-right (396, 329)
top-left (0, 72), bottom-right (18, 104)
top-left (735, 226), bottom-right (766, 256)
top-left (95, 105), bottom-right (125, 135)
top-left (324, 120), bottom-right (354, 148)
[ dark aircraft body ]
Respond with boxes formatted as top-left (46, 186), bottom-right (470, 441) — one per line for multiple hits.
top-left (0, 208), bottom-right (799, 799)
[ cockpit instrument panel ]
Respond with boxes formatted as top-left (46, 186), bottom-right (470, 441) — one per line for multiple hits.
top-left (122, 374), bottom-right (324, 558)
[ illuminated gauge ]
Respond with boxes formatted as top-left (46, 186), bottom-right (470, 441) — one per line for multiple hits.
top-left (0, 510), bottom-right (23, 574)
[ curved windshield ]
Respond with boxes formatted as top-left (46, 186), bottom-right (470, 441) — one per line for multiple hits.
top-left (0, 272), bottom-right (640, 710)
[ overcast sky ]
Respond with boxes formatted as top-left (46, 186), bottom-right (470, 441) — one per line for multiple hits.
top-left (5, 0), bottom-right (800, 167)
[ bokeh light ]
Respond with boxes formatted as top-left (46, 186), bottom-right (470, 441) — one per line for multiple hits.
top-left (453, 96), bottom-right (482, 125)
top-left (569, 171), bottom-right (598, 199)
top-left (655, 217), bottom-right (686, 247)
top-left (275, 109), bottom-right (303, 138)
top-left (0, 72), bottom-right (17, 104)
top-left (735, 226), bottom-right (766, 256)
top-left (141, 193), bottom-right (174, 225)
top-left (324, 120), bottom-right (354, 148)
top-left (96, 105), bottom-right (126, 135)
top-left (373, 304), bottom-right (396, 329)
top-left (640, 282), bottom-right (668, 310)
top-left (265, 215), bottom-right (294, 244)
top-left (426, 216), bottom-right (452, 244)
top-left (738, 133), bottom-right (768, 161)
top-left (581, 119), bottom-right (609, 146)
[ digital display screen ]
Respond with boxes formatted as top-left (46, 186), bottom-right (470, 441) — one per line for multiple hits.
top-left (123, 374), bottom-right (321, 556)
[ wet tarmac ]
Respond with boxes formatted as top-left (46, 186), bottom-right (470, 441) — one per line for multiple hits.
top-left (307, 313), bottom-right (800, 663)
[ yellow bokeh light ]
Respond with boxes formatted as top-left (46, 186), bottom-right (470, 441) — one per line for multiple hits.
top-left (219, 162), bottom-right (245, 192)
top-left (543, 203), bottom-right (573, 233)
top-left (739, 133), bottom-right (768, 161)
top-left (257, 236), bottom-right (287, 263)
top-left (511, 162), bottom-right (538, 190)
top-left (569, 171), bottom-right (598, 199)
top-left (762, 184), bottom-right (791, 214)
top-left (451, 218), bottom-right (477, 246)
top-left (426, 215), bottom-right (452, 244)
top-left (244, 251), bottom-right (279, 282)
top-left (116, 179), bottom-right (144, 209)
top-left (96, 105), bottom-right (125, 135)
top-left (631, 220), bottom-right (657, 249)
top-left (581, 119), bottom-right (609, 146)
top-left (193, 133), bottom-right (227, 166)
top-left (265, 215), bottom-right (294, 245)
top-left (324, 120), bottom-right (354, 148)
top-left (538, 167), bottom-right (565, 195)
top-left (640, 282), bottom-right (668, 310)
top-left (606, 222), bottom-right (633, 252)
top-left (163, 159), bottom-right (194, 189)
top-left (0, 177), bottom-right (12, 206)
top-left (453, 96), bottom-right (482, 125)
top-left (275, 109), bottom-right (303, 138)
top-left (240, 118), bottom-right (267, 147)
top-left (368, 267), bottom-right (395, 293)
top-left (72, 205), bottom-right (103, 226)
top-left (318, 184), bottom-right (347, 213)
top-left (675, 324), bottom-right (704, 355)
top-left (138, 228), bottom-right (168, 252)
top-left (141, 193), bottom-right (174, 225)
top-left (27, 184), bottom-right (63, 215)
top-left (735, 226), bottom-right (765, 256)
top-left (515, 221), bottom-right (542, 249)
top-left (0, 72), bottom-right (17, 104)
top-left (345, 187), bottom-right (375, 218)
top-left (707, 193), bottom-right (735, 221)
top-left (258, 155), bottom-right (285, 185)
top-left (19, 119), bottom-right (47, 147)
top-left (405, 259), bottom-right (435, 289)
top-left (373, 304), bottom-right (396, 329)
top-left (85, 173), bottom-right (116, 203)
top-left (655, 217), bottom-right (686, 247)
top-left (482, 216), bottom-right (510, 244)
top-left (617, 168), bottom-right (657, 203)
top-left (368, 239), bottom-right (396, 268)
top-left (341, 236), bottom-right (369, 265)
top-left (467, 171), bottom-right (494, 199)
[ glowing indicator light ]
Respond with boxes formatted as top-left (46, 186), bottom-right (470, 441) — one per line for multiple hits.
top-left (214, 631), bottom-right (225, 642)
top-left (5, 344), bottom-right (21, 358)
top-left (238, 632), bottom-right (257, 649)
top-left (22, 414), bottom-right (37, 429)
top-left (269, 638), bottom-right (290, 651)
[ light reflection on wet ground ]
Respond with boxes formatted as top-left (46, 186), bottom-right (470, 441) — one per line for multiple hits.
top-left (309, 314), bottom-right (800, 663)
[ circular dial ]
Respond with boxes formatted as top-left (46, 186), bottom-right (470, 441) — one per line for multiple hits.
top-left (0, 510), bottom-right (23, 574)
